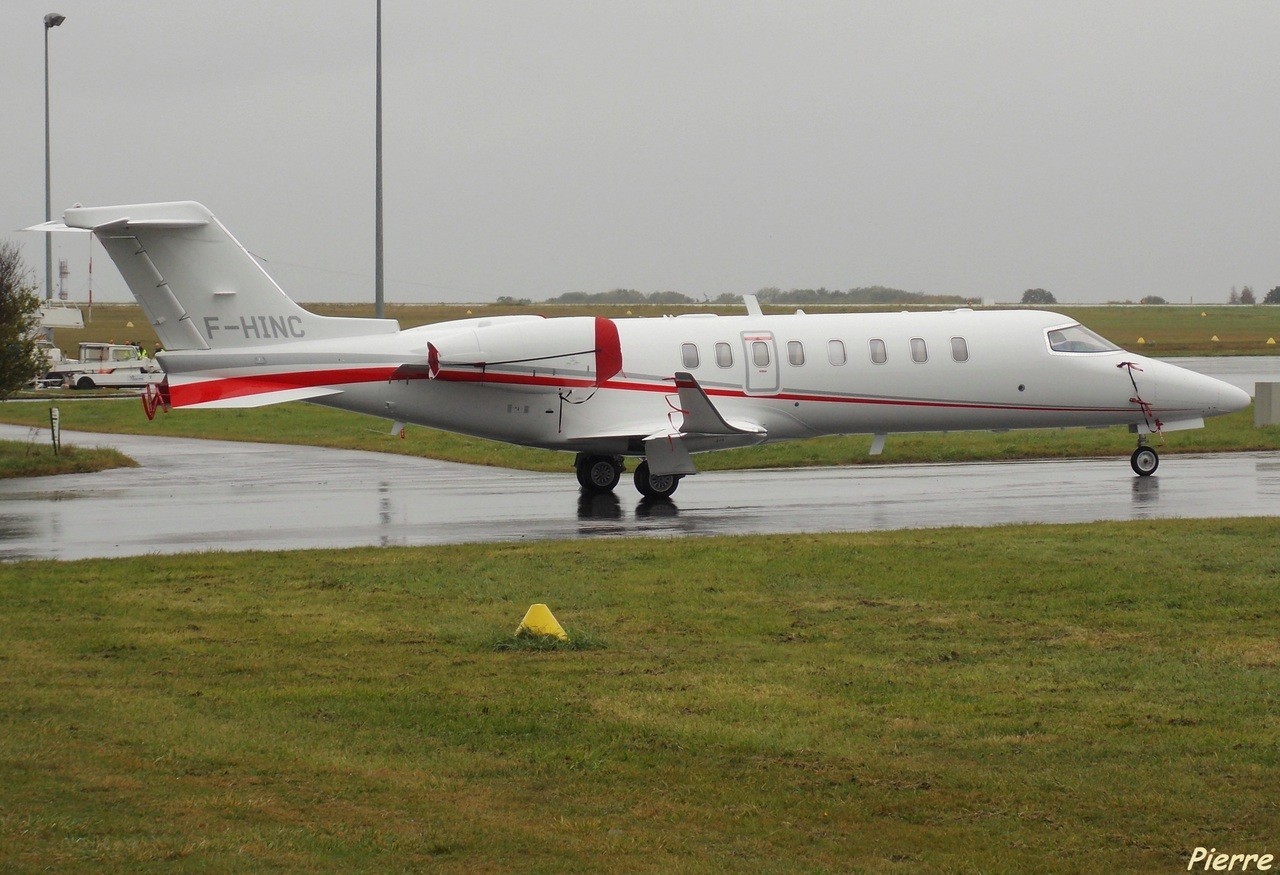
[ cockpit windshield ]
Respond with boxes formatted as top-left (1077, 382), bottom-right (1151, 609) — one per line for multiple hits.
top-left (1046, 324), bottom-right (1121, 354)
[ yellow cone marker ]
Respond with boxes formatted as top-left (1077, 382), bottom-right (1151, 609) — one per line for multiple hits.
top-left (1201, 312), bottom-right (1207, 317)
top-left (1136, 337), bottom-right (1145, 345)
top-left (1269, 338), bottom-right (1276, 345)
top-left (517, 604), bottom-right (569, 641)
top-left (1211, 335), bottom-right (1220, 342)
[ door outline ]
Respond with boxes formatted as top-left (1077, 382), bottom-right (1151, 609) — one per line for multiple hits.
top-left (741, 330), bottom-right (779, 395)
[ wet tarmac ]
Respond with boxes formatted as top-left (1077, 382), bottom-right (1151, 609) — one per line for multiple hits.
top-left (3, 424), bottom-right (1279, 561)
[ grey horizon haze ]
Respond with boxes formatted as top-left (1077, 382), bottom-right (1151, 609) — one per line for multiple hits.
top-left (2, 1), bottom-right (1277, 306)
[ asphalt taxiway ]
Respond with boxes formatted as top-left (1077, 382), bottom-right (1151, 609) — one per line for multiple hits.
top-left (2, 424), bottom-right (1278, 561)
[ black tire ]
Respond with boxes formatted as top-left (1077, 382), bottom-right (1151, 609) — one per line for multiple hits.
top-left (75, 376), bottom-right (96, 390)
top-left (633, 460), bottom-right (680, 499)
top-left (575, 454), bottom-right (623, 493)
top-left (1130, 446), bottom-right (1159, 476)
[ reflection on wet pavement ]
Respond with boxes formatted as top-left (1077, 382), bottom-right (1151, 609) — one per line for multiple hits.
top-left (1, 425), bottom-right (1277, 561)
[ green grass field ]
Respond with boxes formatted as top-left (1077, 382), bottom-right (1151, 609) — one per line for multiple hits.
top-left (0, 438), bottom-right (135, 478)
top-left (14, 301), bottom-right (1279, 869)
top-left (1, 521), bottom-right (1276, 871)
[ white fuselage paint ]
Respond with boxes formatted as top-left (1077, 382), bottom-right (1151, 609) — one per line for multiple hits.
top-left (163, 308), bottom-right (1246, 457)
top-left (41, 200), bottom-right (1251, 493)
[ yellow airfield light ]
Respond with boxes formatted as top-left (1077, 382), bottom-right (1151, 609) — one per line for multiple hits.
top-left (516, 604), bottom-right (569, 641)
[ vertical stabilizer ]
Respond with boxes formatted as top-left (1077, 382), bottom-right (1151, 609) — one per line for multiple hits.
top-left (60, 201), bottom-right (398, 350)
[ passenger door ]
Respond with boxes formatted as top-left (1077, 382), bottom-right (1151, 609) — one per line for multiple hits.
top-left (741, 331), bottom-right (779, 395)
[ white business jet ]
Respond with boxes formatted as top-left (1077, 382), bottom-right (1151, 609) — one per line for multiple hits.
top-left (33, 202), bottom-right (1250, 498)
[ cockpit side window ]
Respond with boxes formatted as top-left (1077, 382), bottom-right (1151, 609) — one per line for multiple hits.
top-left (1046, 324), bottom-right (1120, 354)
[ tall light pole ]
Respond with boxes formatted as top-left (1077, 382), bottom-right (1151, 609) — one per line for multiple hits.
top-left (44, 11), bottom-right (66, 302)
top-left (375, 0), bottom-right (384, 318)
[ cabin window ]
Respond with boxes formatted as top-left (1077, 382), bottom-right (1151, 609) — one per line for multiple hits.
top-left (828, 339), bottom-right (846, 366)
top-left (869, 338), bottom-right (887, 364)
top-left (681, 343), bottom-right (700, 369)
top-left (787, 341), bottom-right (805, 366)
top-left (951, 336), bottom-right (969, 362)
top-left (1047, 324), bottom-right (1121, 354)
top-left (910, 338), bottom-right (928, 363)
top-left (752, 341), bottom-right (771, 368)
top-left (715, 342), bottom-right (733, 368)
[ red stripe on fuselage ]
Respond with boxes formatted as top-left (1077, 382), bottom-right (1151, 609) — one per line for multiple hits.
top-left (171, 363), bottom-right (1145, 417)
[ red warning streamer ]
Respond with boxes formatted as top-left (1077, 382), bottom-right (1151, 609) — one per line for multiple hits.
top-left (1117, 361), bottom-right (1163, 439)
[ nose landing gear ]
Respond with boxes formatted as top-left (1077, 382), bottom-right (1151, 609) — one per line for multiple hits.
top-left (1130, 440), bottom-right (1159, 476)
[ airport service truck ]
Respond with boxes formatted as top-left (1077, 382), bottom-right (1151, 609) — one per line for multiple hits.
top-left (30, 340), bottom-right (69, 389)
top-left (46, 342), bottom-right (164, 390)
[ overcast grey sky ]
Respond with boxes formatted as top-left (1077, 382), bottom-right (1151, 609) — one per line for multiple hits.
top-left (3, 1), bottom-right (1278, 305)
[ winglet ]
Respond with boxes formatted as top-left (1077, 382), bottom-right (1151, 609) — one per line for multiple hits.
top-left (673, 372), bottom-right (766, 436)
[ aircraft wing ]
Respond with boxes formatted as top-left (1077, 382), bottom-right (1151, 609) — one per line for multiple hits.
top-left (565, 372), bottom-right (767, 475)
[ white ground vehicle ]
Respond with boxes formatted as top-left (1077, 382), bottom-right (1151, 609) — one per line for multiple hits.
top-left (31, 340), bottom-right (68, 388)
top-left (26, 302), bottom-right (85, 388)
top-left (47, 342), bottom-right (164, 390)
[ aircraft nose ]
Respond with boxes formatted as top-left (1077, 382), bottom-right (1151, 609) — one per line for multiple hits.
top-left (1221, 382), bottom-right (1252, 414)
top-left (1148, 360), bottom-right (1251, 418)
top-left (1192, 374), bottom-right (1251, 416)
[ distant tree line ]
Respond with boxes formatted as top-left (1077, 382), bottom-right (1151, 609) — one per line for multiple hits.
top-left (530, 282), bottom-right (1280, 307)
top-left (1020, 288), bottom-right (1057, 305)
top-left (544, 289), bottom-right (696, 305)
top-left (740, 286), bottom-right (967, 306)
top-left (1229, 286), bottom-right (1256, 304)
top-left (1229, 285), bottom-right (1280, 304)
top-left (543, 286), bottom-right (967, 306)
top-left (1020, 286), bottom-right (1280, 306)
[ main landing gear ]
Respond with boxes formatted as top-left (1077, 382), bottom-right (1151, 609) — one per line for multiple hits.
top-left (575, 453), bottom-right (623, 492)
top-left (574, 453), bottom-right (681, 498)
top-left (1130, 439), bottom-right (1159, 477)
top-left (633, 460), bottom-right (680, 499)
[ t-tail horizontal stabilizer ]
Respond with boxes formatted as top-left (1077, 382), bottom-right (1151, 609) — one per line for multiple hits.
top-left (164, 376), bottom-right (344, 409)
top-left (32, 201), bottom-right (398, 352)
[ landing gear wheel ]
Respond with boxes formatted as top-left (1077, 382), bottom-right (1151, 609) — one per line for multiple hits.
top-left (633, 460), bottom-right (680, 499)
top-left (575, 453), bottom-right (623, 493)
top-left (1130, 446), bottom-right (1159, 476)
